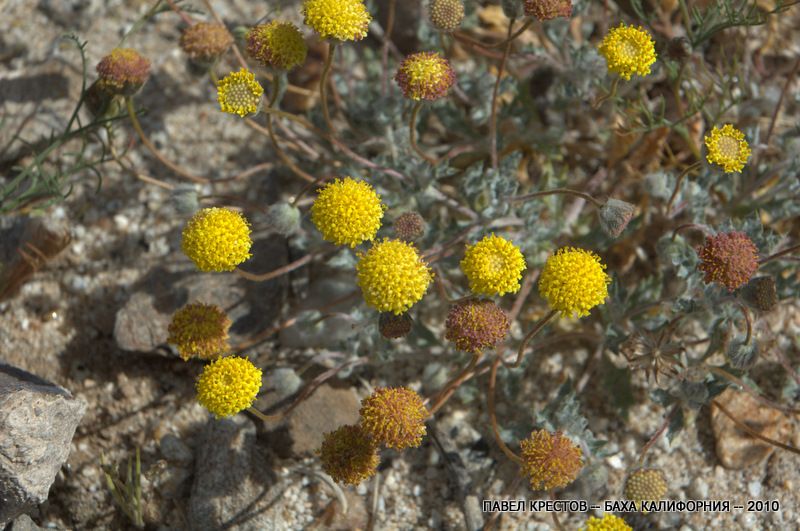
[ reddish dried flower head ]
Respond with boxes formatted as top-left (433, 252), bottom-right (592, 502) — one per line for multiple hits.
top-left (360, 387), bottom-right (428, 450)
top-left (428, 0), bottom-right (465, 33)
top-left (696, 231), bottom-right (759, 291)
top-left (379, 312), bottom-right (414, 339)
top-left (180, 23), bottom-right (233, 62)
top-left (520, 429), bottom-right (583, 491)
top-left (445, 298), bottom-right (510, 353)
top-left (394, 211), bottom-right (426, 241)
top-left (319, 424), bottom-right (379, 485)
top-left (395, 52), bottom-right (456, 101)
top-left (96, 48), bottom-right (151, 95)
top-left (524, 0), bottom-right (572, 20)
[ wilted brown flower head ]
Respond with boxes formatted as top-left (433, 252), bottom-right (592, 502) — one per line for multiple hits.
top-left (524, 0), bottom-right (572, 21)
top-left (96, 48), bottom-right (151, 95)
top-left (180, 23), bottom-right (233, 62)
top-left (624, 468), bottom-right (668, 511)
top-left (696, 231), bottom-right (759, 291)
top-left (445, 298), bottom-right (509, 353)
top-left (394, 211), bottom-right (426, 242)
top-left (360, 387), bottom-right (428, 450)
top-left (598, 198), bottom-right (636, 238)
top-left (379, 312), bottom-right (413, 339)
top-left (167, 302), bottom-right (231, 361)
top-left (742, 276), bottom-right (778, 312)
top-left (519, 429), bottom-right (583, 491)
top-left (318, 424), bottom-right (379, 485)
top-left (428, 0), bottom-right (465, 33)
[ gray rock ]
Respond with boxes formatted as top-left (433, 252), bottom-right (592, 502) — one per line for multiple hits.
top-left (0, 363), bottom-right (86, 526)
top-left (159, 434), bottom-right (194, 464)
top-left (286, 385), bottom-right (361, 456)
top-left (113, 236), bottom-right (288, 353)
top-left (5, 514), bottom-right (44, 531)
top-left (188, 416), bottom-right (286, 531)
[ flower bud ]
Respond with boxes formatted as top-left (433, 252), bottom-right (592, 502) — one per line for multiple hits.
top-left (428, 0), bottom-right (465, 33)
top-left (379, 312), bottom-right (413, 339)
top-left (741, 276), bottom-right (778, 312)
top-left (266, 202), bottom-right (302, 236)
top-left (726, 338), bottom-right (758, 370)
top-left (624, 468), bottom-right (668, 512)
top-left (170, 184), bottom-right (200, 215)
top-left (501, 0), bottom-right (523, 18)
top-left (393, 211), bottom-right (426, 242)
top-left (598, 198), bottom-right (636, 238)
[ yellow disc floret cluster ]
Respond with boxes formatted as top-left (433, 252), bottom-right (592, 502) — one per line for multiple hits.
top-left (704, 124), bottom-right (751, 173)
top-left (359, 387), bottom-right (428, 450)
top-left (303, 0), bottom-right (371, 41)
top-left (519, 429), bottom-right (583, 491)
top-left (598, 23), bottom-right (657, 80)
top-left (460, 234), bottom-right (527, 296)
top-left (395, 52), bottom-right (456, 101)
top-left (196, 356), bottom-right (262, 418)
top-left (580, 514), bottom-right (633, 531)
top-left (538, 247), bottom-right (610, 318)
top-left (167, 302), bottom-right (231, 361)
top-left (319, 424), bottom-right (380, 485)
top-left (181, 207), bottom-right (253, 272)
top-left (310, 177), bottom-right (385, 247)
top-left (217, 68), bottom-right (263, 117)
top-left (356, 239), bottom-right (433, 314)
top-left (246, 21), bottom-right (308, 71)
top-left (624, 468), bottom-right (668, 512)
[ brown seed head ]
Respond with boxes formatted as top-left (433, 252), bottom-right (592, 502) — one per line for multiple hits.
top-left (428, 0), bottom-right (465, 33)
top-left (379, 312), bottom-right (413, 339)
top-left (394, 211), bottom-right (426, 242)
top-left (598, 198), bottom-right (636, 238)
top-left (180, 23), bottom-right (233, 62)
top-left (445, 298), bottom-right (509, 353)
top-left (742, 276), bottom-right (778, 312)
top-left (318, 424), bottom-right (379, 486)
top-left (696, 231), bottom-right (759, 291)
top-left (624, 468), bottom-right (668, 511)
top-left (519, 429), bottom-right (583, 491)
top-left (96, 48), bottom-right (151, 95)
top-left (360, 387), bottom-right (428, 450)
top-left (524, 0), bottom-right (572, 21)
top-left (167, 302), bottom-right (231, 361)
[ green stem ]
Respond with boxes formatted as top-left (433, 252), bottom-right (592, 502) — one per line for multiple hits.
top-left (511, 188), bottom-right (603, 208)
top-left (409, 101), bottom-right (438, 165)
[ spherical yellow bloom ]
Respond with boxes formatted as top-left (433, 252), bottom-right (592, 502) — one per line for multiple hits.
top-left (460, 234), bottom-right (527, 296)
top-left (395, 52), bottom-right (456, 101)
top-left (310, 177), bottom-right (385, 247)
top-left (359, 387), bottom-right (428, 449)
top-left (704, 124), bottom-right (751, 173)
top-left (356, 239), bottom-right (432, 314)
top-left (538, 247), bottom-right (610, 318)
top-left (196, 356), bottom-right (262, 418)
top-left (303, 0), bottom-right (371, 41)
top-left (246, 21), bottom-right (308, 71)
top-left (598, 23), bottom-right (657, 81)
top-left (580, 514), bottom-right (632, 531)
top-left (519, 429), bottom-right (583, 491)
top-left (181, 207), bottom-right (252, 272)
top-left (319, 424), bottom-right (379, 485)
top-left (217, 68), bottom-right (263, 117)
top-left (167, 303), bottom-right (231, 361)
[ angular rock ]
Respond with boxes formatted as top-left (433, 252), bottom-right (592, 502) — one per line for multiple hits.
top-left (188, 416), bottom-right (286, 530)
top-left (114, 235), bottom-right (288, 353)
top-left (0, 363), bottom-right (86, 526)
top-left (710, 388), bottom-right (791, 469)
top-left (5, 514), bottom-right (44, 531)
top-left (286, 384), bottom-right (362, 456)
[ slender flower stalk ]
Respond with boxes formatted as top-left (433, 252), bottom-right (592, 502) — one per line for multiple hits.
top-left (320, 42), bottom-right (337, 133)
top-left (410, 101), bottom-right (438, 165)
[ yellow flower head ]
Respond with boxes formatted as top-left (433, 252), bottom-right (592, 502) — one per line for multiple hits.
top-left (538, 247), bottom-right (610, 318)
top-left (319, 424), bottom-right (379, 485)
top-left (598, 23), bottom-right (657, 80)
top-left (520, 429), bottom-right (583, 491)
top-left (167, 302), bottom-right (231, 361)
top-left (303, 0), bottom-right (371, 41)
top-left (180, 23), bottom-right (233, 62)
top-left (704, 124), bottom-right (751, 173)
top-left (356, 239), bottom-right (433, 314)
top-left (96, 48), bottom-right (151, 95)
top-left (196, 356), bottom-right (262, 418)
top-left (359, 387), bottom-right (428, 450)
top-left (246, 21), bottom-right (308, 71)
top-left (395, 51), bottom-right (456, 101)
top-left (460, 234), bottom-right (527, 296)
top-left (217, 68), bottom-right (263, 117)
top-left (310, 177), bottom-right (385, 247)
top-left (624, 468), bottom-right (668, 512)
top-left (580, 514), bottom-right (633, 531)
top-left (181, 207), bottom-right (253, 272)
